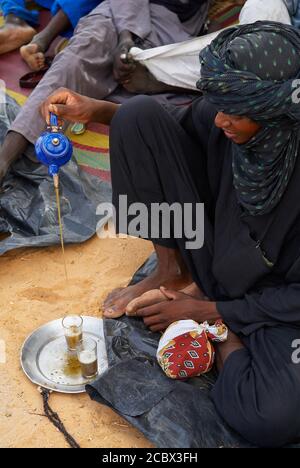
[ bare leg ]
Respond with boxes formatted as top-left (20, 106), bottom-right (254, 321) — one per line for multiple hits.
top-left (20, 9), bottom-right (70, 71)
top-left (0, 14), bottom-right (35, 55)
top-left (124, 63), bottom-right (199, 95)
top-left (0, 132), bottom-right (28, 182)
top-left (103, 243), bottom-right (192, 318)
top-left (215, 331), bottom-right (244, 372)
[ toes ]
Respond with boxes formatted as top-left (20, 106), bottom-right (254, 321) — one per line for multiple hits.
top-left (20, 43), bottom-right (46, 70)
top-left (33, 53), bottom-right (45, 71)
top-left (103, 306), bottom-right (126, 319)
top-left (36, 52), bottom-right (44, 62)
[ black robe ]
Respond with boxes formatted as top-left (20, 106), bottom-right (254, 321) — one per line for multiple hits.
top-left (151, 0), bottom-right (209, 21)
top-left (109, 95), bottom-right (300, 447)
top-left (168, 96), bottom-right (300, 334)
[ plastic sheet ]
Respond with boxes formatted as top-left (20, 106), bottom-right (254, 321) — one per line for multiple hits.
top-left (87, 315), bottom-right (253, 448)
top-left (0, 96), bottom-right (112, 255)
top-left (87, 259), bottom-right (300, 448)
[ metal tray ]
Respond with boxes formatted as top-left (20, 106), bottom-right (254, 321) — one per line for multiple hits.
top-left (20, 316), bottom-right (108, 394)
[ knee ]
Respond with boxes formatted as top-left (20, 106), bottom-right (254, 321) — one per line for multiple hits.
top-left (213, 377), bottom-right (300, 447)
top-left (239, 405), bottom-right (297, 447)
top-left (109, 96), bottom-right (162, 172)
top-left (111, 95), bottom-right (161, 134)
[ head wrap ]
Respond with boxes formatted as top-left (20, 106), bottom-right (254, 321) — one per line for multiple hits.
top-left (197, 21), bottom-right (300, 216)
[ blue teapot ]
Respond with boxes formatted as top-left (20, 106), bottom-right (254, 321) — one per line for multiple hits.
top-left (35, 113), bottom-right (73, 177)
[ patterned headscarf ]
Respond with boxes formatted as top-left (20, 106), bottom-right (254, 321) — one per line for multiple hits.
top-left (197, 21), bottom-right (300, 216)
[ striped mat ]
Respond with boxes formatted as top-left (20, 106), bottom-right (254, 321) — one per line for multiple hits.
top-left (209, 0), bottom-right (245, 28)
top-left (0, 0), bottom-right (245, 182)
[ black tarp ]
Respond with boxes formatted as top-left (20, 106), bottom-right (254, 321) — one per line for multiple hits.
top-left (87, 256), bottom-right (249, 448)
top-left (86, 315), bottom-right (251, 448)
top-left (86, 258), bottom-right (300, 448)
top-left (0, 95), bottom-right (112, 255)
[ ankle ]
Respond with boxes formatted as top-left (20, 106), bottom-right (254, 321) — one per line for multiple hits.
top-left (30, 32), bottom-right (51, 53)
top-left (156, 259), bottom-right (189, 280)
top-left (155, 247), bottom-right (190, 279)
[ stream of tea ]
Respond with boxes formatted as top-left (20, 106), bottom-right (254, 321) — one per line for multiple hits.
top-left (53, 174), bottom-right (69, 282)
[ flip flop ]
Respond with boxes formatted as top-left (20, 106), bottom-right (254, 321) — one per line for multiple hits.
top-left (19, 56), bottom-right (54, 89)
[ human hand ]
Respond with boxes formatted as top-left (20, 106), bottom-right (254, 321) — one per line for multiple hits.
top-left (113, 31), bottom-right (136, 84)
top-left (126, 283), bottom-right (209, 317)
top-left (40, 87), bottom-right (102, 125)
top-left (128, 287), bottom-right (220, 332)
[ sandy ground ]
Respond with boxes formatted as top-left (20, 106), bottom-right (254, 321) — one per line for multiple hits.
top-left (0, 235), bottom-right (154, 448)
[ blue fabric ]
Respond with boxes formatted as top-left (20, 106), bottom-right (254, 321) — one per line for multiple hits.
top-left (49, 0), bottom-right (102, 30)
top-left (1, 0), bottom-right (40, 25)
top-left (1, 0), bottom-right (101, 32)
top-left (285, 0), bottom-right (300, 28)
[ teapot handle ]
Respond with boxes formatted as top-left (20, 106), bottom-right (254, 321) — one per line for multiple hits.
top-left (50, 113), bottom-right (58, 128)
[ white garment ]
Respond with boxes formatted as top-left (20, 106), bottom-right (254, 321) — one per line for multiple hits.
top-left (131, 0), bottom-right (292, 90)
top-left (239, 0), bottom-right (291, 24)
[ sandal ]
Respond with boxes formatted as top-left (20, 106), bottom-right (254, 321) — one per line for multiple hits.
top-left (19, 56), bottom-right (54, 89)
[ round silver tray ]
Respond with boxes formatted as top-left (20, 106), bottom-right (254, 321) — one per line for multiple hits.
top-left (20, 316), bottom-right (108, 394)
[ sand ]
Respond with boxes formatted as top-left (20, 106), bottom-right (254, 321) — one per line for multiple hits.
top-left (0, 235), bottom-right (154, 448)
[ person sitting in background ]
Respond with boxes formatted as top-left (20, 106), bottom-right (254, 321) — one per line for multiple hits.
top-left (0, 0), bottom-right (211, 183)
top-left (0, 0), bottom-right (102, 70)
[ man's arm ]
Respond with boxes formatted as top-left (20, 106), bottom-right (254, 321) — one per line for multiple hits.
top-left (40, 88), bottom-right (120, 126)
top-left (217, 283), bottom-right (300, 335)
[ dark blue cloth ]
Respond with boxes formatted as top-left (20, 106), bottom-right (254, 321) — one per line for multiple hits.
top-left (285, 0), bottom-right (300, 29)
top-left (1, 0), bottom-right (102, 35)
top-left (151, 0), bottom-right (208, 21)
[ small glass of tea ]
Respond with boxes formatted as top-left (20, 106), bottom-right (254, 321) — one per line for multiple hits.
top-left (62, 315), bottom-right (83, 351)
top-left (77, 338), bottom-right (98, 380)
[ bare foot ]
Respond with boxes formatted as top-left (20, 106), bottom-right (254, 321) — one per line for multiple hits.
top-left (20, 9), bottom-right (71, 71)
top-left (20, 42), bottom-right (45, 71)
top-left (0, 16), bottom-right (35, 55)
top-left (102, 250), bottom-right (192, 319)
